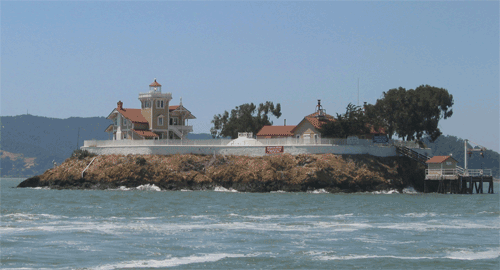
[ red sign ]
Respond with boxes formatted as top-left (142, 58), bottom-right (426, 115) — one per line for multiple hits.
top-left (266, 146), bottom-right (284, 154)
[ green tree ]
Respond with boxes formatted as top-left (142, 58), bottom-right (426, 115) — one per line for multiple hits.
top-left (210, 102), bottom-right (282, 139)
top-left (320, 103), bottom-right (371, 138)
top-left (372, 85), bottom-right (453, 142)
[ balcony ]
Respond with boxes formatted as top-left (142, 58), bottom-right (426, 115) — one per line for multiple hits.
top-left (138, 91), bottom-right (172, 100)
top-left (169, 125), bottom-right (193, 138)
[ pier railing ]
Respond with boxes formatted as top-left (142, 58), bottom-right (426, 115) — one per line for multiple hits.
top-left (425, 168), bottom-right (492, 179)
top-left (462, 169), bottom-right (492, 177)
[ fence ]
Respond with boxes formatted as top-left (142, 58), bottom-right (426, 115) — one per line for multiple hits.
top-left (84, 137), bottom-right (420, 148)
top-left (425, 169), bottom-right (492, 179)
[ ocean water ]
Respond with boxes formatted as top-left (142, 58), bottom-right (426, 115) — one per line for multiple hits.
top-left (1, 178), bottom-right (499, 269)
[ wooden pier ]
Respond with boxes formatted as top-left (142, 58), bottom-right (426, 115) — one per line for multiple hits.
top-left (396, 145), bottom-right (495, 194)
top-left (424, 172), bottom-right (494, 194)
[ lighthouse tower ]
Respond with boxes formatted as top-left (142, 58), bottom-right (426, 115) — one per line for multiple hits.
top-left (138, 79), bottom-right (173, 139)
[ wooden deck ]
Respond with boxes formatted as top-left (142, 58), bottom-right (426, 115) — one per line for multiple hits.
top-left (424, 174), bottom-right (494, 194)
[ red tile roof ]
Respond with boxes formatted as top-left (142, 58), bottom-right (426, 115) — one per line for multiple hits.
top-left (149, 79), bottom-right (161, 87)
top-left (426, 156), bottom-right (457, 164)
top-left (118, 108), bottom-right (148, 124)
top-left (169, 105), bottom-right (179, 111)
top-left (256, 125), bottom-right (297, 137)
top-left (132, 129), bottom-right (159, 138)
top-left (303, 112), bottom-right (336, 129)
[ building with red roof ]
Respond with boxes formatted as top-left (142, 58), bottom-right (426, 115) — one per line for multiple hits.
top-left (106, 79), bottom-right (195, 140)
top-left (425, 155), bottom-right (459, 180)
top-left (256, 125), bottom-right (296, 139)
top-left (256, 100), bottom-right (386, 143)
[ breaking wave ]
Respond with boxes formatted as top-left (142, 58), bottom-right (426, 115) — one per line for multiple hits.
top-left (136, 184), bottom-right (161, 191)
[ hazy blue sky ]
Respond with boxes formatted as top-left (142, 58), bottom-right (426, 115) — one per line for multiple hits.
top-left (2, 1), bottom-right (499, 151)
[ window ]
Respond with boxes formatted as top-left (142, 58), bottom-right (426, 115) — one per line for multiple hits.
top-left (158, 116), bottom-right (164, 126)
top-left (144, 101), bottom-right (151, 108)
top-left (170, 117), bottom-right (178, 125)
top-left (446, 161), bottom-right (452, 166)
top-left (156, 100), bottom-right (164, 108)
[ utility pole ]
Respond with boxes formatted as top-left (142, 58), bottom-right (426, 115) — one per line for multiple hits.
top-left (464, 139), bottom-right (468, 172)
top-left (464, 139), bottom-right (486, 175)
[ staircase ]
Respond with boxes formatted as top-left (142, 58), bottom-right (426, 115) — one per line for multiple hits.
top-left (395, 145), bottom-right (430, 165)
top-left (397, 145), bottom-right (466, 175)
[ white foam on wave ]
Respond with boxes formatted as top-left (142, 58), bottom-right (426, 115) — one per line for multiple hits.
top-left (378, 220), bottom-right (499, 231)
top-left (317, 254), bottom-right (435, 260)
top-left (107, 186), bottom-right (131, 191)
top-left (94, 253), bottom-right (246, 270)
top-left (136, 184), bottom-right (161, 191)
top-left (402, 186), bottom-right (418, 194)
top-left (404, 212), bottom-right (438, 218)
top-left (332, 213), bottom-right (354, 218)
top-left (445, 248), bottom-right (500, 260)
top-left (318, 248), bottom-right (500, 261)
top-left (213, 186), bottom-right (238, 192)
top-left (2, 213), bottom-right (67, 220)
top-left (180, 189), bottom-right (192, 192)
top-left (372, 189), bottom-right (399, 194)
top-left (270, 190), bottom-right (287, 193)
top-left (307, 189), bottom-right (329, 194)
top-left (242, 214), bottom-right (289, 220)
top-left (31, 187), bottom-right (50, 190)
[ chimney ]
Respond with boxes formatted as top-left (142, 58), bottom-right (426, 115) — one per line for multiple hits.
top-left (284, 119), bottom-right (286, 126)
top-left (117, 101), bottom-right (123, 110)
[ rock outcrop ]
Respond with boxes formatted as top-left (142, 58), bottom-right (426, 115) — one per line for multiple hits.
top-left (17, 154), bottom-right (425, 193)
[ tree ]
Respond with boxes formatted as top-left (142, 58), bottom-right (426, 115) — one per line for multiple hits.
top-left (371, 85), bottom-right (453, 142)
top-left (320, 103), bottom-right (371, 138)
top-left (210, 102), bottom-right (282, 139)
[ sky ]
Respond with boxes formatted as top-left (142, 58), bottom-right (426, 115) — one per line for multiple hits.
top-left (2, 1), bottom-right (499, 151)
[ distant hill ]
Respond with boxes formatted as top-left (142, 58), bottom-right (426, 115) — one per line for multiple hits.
top-left (0, 115), bottom-right (111, 177)
top-left (1, 115), bottom-right (498, 178)
top-left (0, 114), bottom-right (215, 177)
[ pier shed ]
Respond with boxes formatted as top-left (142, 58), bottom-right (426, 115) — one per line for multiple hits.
top-left (425, 156), bottom-right (459, 180)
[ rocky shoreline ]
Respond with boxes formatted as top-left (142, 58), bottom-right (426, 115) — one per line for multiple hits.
top-left (17, 153), bottom-right (426, 193)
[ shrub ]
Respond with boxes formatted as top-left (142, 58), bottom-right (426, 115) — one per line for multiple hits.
top-left (135, 157), bottom-right (147, 166)
top-left (72, 149), bottom-right (97, 160)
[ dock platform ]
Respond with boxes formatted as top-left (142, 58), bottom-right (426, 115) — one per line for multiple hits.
top-left (424, 169), bottom-right (494, 194)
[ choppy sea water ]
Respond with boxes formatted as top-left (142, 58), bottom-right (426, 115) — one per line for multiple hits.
top-left (1, 178), bottom-right (499, 269)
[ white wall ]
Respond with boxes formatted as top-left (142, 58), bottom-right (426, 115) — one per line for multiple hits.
top-left (82, 144), bottom-right (414, 157)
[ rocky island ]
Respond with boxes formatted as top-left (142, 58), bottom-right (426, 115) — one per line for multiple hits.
top-left (18, 152), bottom-right (425, 193)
